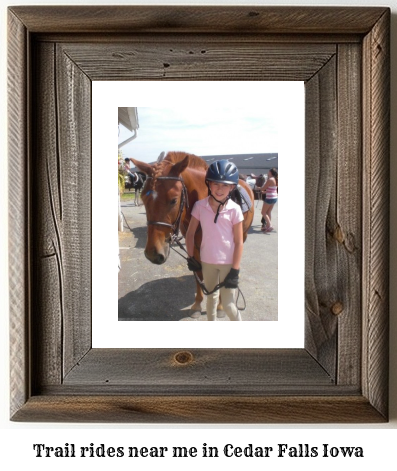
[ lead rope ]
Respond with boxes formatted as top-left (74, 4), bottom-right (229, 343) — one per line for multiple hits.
top-left (169, 234), bottom-right (246, 311)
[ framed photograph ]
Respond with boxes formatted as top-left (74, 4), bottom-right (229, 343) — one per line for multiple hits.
top-left (94, 81), bottom-right (305, 348)
top-left (8, 6), bottom-right (390, 423)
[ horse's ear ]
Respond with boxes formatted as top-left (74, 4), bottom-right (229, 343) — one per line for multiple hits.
top-left (169, 155), bottom-right (190, 177)
top-left (130, 158), bottom-right (153, 177)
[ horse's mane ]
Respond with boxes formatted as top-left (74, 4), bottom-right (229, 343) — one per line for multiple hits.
top-left (164, 151), bottom-right (208, 171)
top-left (149, 151), bottom-right (207, 189)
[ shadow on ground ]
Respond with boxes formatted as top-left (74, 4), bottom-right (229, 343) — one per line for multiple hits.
top-left (118, 275), bottom-right (197, 321)
top-left (129, 225), bottom-right (148, 249)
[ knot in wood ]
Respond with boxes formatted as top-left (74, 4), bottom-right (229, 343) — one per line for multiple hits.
top-left (333, 225), bottom-right (344, 244)
top-left (174, 351), bottom-right (194, 365)
top-left (331, 302), bottom-right (344, 316)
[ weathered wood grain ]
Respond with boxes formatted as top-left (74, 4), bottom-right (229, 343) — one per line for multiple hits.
top-left (11, 396), bottom-right (385, 424)
top-left (335, 44), bottom-right (362, 386)
top-left (8, 6), bottom-right (390, 423)
top-left (362, 9), bottom-right (390, 419)
top-left (32, 42), bottom-right (63, 388)
top-left (59, 43), bottom-right (336, 81)
top-left (305, 56), bottom-right (338, 378)
top-left (8, 9), bottom-right (29, 419)
top-left (8, 6), bottom-right (387, 34)
top-left (30, 42), bottom-right (92, 387)
top-left (56, 45), bottom-right (92, 377)
top-left (304, 43), bottom-right (364, 385)
top-left (62, 349), bottom-right (333, 390)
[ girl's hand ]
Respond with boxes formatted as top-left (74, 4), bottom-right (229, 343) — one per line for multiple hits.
top-left (224, 268), bottom-right (239, 288)
top-left (187, 256), bottom-right (202, 272)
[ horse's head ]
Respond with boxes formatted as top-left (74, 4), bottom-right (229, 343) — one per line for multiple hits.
top-left (256, 175), bottom-right (266, 187)
top-left (130, 156), bottom-right (190, 265)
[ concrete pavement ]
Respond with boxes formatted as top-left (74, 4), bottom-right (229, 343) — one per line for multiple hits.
top-left (118, 197), bottom-right (278, 322)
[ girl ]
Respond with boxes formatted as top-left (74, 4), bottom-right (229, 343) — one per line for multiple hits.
top-left (260, 167), bottom-right (278, 232)
top-left (185, 160), bottom-right (244, 321)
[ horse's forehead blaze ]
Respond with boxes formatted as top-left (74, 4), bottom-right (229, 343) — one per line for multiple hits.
top-left (143, 187), bottom-right (171, 217)
top-left (143, 189), bottom-right (157, 199)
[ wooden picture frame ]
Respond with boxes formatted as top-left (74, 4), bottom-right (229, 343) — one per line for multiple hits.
top-left (8, 6), bottom-right (390, 423)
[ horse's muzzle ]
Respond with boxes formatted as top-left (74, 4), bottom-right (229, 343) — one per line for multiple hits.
top-left (144, 245), bottom-right (170, 265)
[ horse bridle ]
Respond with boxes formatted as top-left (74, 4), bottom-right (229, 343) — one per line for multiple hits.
top-left (145, 176), bottom-right (189, 239)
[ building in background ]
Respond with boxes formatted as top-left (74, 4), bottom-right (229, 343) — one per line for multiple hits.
top-left (202, 153), bottom-right (278, 177)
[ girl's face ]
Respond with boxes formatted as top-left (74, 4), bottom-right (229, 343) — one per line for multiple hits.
top-left (209, 181), bottom-right (234, 201)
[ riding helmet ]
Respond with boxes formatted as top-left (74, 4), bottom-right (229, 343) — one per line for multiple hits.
top-left (205, 159), bottom-right (239, 185)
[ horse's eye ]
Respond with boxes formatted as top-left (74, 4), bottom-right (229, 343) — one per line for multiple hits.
top-left (170, 198), bottom-right (178, 206)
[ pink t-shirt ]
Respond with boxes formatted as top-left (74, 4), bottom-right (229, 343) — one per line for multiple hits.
top-left (191, 196), bottom-right (244, 264)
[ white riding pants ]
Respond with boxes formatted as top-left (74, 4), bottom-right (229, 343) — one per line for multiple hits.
top-left (201, 262), bottom-right (242, 321)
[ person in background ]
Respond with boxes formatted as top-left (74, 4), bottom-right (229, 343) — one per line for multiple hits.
top-left (260, 168), bottom-right (278, 232)
top-left (185, 160), bottom-right (244, 321)
top-left (124, 157), bottom-right (133, 175)
top-left (124, 157), bottom-right (142, 206)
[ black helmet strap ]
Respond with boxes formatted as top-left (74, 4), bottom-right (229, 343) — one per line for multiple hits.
top-left (213, 200), bottom-right (226, 223)
top-left (206, 181), bottom-right (232, 223)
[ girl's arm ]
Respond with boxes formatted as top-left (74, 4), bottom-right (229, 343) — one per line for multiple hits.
top-left (232, 221), bottom-right (244, 270)
top-left (261, 177), bottom-right (274, 193)
top-left (185, 216), bottom-right (200, 258)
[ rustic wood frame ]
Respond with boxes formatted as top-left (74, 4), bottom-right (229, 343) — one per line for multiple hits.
top-left (8, 6), bottom-right (390, 423)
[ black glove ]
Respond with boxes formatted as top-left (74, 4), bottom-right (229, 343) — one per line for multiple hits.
top-left (187, 256), bottom-right (202, 272)
top-left (224, 268), bottom-right (240, 289)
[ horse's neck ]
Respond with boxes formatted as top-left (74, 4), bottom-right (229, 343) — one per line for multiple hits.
top-left (178, 167), bottom-right (206, 235)
top-left (181, 167), bottom-right (208, 225)
top-left (182, 167), bottom-right (208, 204)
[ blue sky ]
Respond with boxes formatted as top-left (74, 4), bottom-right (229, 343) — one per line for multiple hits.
top-left (118, 105), bottom-right (280, 163)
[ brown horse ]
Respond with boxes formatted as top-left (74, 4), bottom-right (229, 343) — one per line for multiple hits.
top-left (131, 151), bottom-right (254, 316)
top-left (250, 174), bottom-right (266, 200)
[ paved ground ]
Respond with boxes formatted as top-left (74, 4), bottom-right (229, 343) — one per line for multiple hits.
top-left (118, 196), bottom-right (278, 322)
